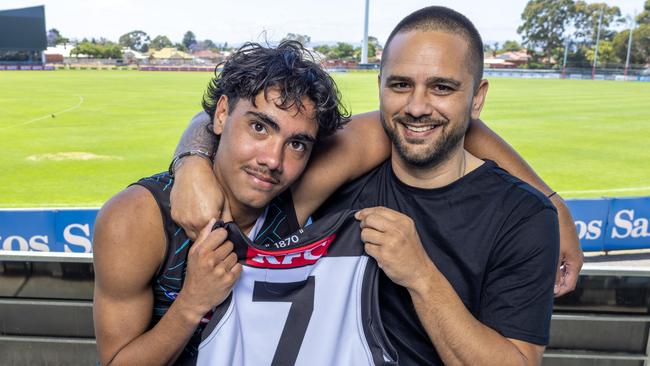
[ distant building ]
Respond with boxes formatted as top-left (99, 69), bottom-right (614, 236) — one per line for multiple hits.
top-left (149, 47), bottom-right (194, 61)
top-left (496, 50), bottom-right (530, 67)
top-left (484, 57), bottom-right (516, 69)
top-left (191, 49), bottom-right (223, 63)
top-left (122, 48), bottom-right (148, 63)
top-left (44, 44), bottom-right (72, 63)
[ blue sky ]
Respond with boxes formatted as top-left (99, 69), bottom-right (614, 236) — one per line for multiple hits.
top-left (3, 0), bottom-right (644, 45)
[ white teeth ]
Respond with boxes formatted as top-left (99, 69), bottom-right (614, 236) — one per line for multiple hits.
top-left (404, 124), bottom-right (436, 132)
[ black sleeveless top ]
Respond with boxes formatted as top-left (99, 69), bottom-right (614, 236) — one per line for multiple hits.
top-left (133, 172), bottom-right (300, 363)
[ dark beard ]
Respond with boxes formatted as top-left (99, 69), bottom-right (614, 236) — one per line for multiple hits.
top-left (380, 113), bottom-right (467, 169)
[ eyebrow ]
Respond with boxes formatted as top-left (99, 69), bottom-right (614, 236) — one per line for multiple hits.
top-left (246, 111), bottom-right (280, 132)
top-left (385, 75), bottom-right (462, 88)
top-left (246, 111), bottom-right (317, 144)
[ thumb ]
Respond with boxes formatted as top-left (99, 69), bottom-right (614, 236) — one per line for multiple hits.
top-left (195, 218), bottom-right (217, 245)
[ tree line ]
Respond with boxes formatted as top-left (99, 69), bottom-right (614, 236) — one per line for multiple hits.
top-left (47, 29), bottom-right (225, 59)
top-left (517, 0), bottom-right (650, 68)
top-left (46, 0), bottom-right (650, 67)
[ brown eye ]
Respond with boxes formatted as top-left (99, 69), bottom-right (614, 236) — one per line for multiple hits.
top-left (251, 122), bottom-right (267, 134)
top-left (290, 141), bottom-right (306, 152)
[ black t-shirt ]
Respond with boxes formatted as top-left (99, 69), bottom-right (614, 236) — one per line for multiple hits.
top-left (315, 160), bottom-right (559, 365)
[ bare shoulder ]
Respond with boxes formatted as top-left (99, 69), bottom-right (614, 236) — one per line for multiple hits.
top-left (93, 185), bottom-right (166, 295)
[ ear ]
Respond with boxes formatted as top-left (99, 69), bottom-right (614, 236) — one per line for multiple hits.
top-left (470, 79), bottom-right (489, 120)
top-left (213, 95), bottom-right (229, 135)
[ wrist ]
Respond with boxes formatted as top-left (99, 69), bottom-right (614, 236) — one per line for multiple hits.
top-left (169, 150), bottom-right (212, 177)
top-left (172, 291), bottom-right (208, 326)
top-left (406, 260), bottom-right (438, 298)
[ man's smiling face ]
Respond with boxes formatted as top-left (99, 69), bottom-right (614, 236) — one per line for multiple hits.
top-left (379, 30), bottom-right (487, 168)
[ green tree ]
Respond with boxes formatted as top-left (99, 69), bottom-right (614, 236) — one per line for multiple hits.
top-left (501, 40), bottom-right (522, 52)
top-left (182, 31), bottom-right (197, 49)
top-left (313, 45), bottom-right (332, 59)
top-left (636, 0), bottom-right (650, 25)
top-left (367, 35), bottom-right (380, 58)
top-left (585, 40), bottom-right (620, 65)
top-left (573, 2), bottom-right (623, 44)
top-left (331, 42), bottom-right (355, 59)
top-left (150, 35), bottom-right (173, 50)
top-left (281, 33), bottom-right (311, 46)
top-left (71, 41), bottom-right (122, 58)
top-left (612, 24), bottom-right (650, 65)
top-left (119, 30), bottom-right (150, 52)
top-left (47, 28), bottom-right (69, 47)
top-left (517, 0), bottom-right (575, 65)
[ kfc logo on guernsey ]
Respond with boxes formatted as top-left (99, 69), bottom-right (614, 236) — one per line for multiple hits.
top-left (246, 234), bottom-right (336, 268)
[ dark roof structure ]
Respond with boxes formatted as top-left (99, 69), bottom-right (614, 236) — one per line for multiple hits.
top-left (0, 6), bottom-right (47, 51)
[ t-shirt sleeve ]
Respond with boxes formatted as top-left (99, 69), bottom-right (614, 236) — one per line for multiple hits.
top-left (479, 207), bottom-right (560, 345)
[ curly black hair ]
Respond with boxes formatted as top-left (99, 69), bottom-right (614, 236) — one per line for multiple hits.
top-left (202, 41), bottom-right (350, 142)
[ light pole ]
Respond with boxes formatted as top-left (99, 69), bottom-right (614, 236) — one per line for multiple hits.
top-left (592, 6), bottom-right (604, 80)
top-left (562, 38), bottom-right (570, 79)
top-left (624, 14), bottom-right (636, 78)
top-left (361, 0), bottom-right (370, 64)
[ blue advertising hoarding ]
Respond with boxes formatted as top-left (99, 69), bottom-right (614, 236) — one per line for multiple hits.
top-left (1, 197), bottom-right (649, 255)
top-left (0, 208), bottom-right (96, 253)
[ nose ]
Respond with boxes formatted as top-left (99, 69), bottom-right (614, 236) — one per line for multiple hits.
top-left (404, 88), bottom-right (433, 119)
top-left (257, 139), bottom-right (284, 173)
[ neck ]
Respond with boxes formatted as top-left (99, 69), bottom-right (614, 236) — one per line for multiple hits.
top-left (391, 145), bottom-right (476, 189)
top-left (213, 165), bottom-right (264, 234)
top-left (229, 202), bottom-right (263, 235)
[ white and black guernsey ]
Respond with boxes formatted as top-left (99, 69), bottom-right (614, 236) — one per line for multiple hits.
top-left (133, 172), bottom-right (300, 364)
top-left (193, 210), bottom-right (397, 366)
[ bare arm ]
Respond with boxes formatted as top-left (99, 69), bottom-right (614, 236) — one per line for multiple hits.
top-left (170, 112), bottom-right (223, 239)
top-left (93, 186), bottom-right (239, 365)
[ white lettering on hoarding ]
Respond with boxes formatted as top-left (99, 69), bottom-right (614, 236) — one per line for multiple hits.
top-left (611, 209), bottom-right (650, 239)
top-left (63, 223), bottom-right (92, 253)
top-left (1, 236), bottom-right (29, 251)
top-left (575, 220), bottom-right (603, 240)
top-left (29, 235), bottom-right (50, 252)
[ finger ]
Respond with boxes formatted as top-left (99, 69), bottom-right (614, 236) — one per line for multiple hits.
top-left (564, 263), bottom-right (580, 291)
top-left (554, 257), bottom-right (563, 296)
top-left (360, 227), bottom-right (386, 247)
top-left (200, 228), bottom-right (229, 252)
top-left (229, 263), bottom-right (243, 278)
top-left (191, 218), bottom-right (217, 251)
top-left (358, 213), bottom-right (393, 233)
top-left (221, 252), bottom-right (239, 270)
top-left (364, 242), bottom-right (381, 261)
top-left (211, 240), bottom-right (235, 261)
top-left (355, 206), bottom-right (400, 221)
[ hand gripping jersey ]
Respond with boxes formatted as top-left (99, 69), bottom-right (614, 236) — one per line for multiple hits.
top-left (194, 210), bottom-right (397, 366)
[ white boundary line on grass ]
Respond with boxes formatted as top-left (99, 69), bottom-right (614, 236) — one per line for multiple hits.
top-left (1, 95), bottom-right (85, 130)
top-left (560, 186), bottom-right (650, 195)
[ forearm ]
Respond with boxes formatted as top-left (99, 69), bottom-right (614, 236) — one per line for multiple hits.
top-left (464, 119), bottom-right (552, 195)
top-left (173, 111), bottom-right (217, 157)
top-left (103, 297), bottom-right (202, 366)
top-left (408, 266), bottom-right (535, 366)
